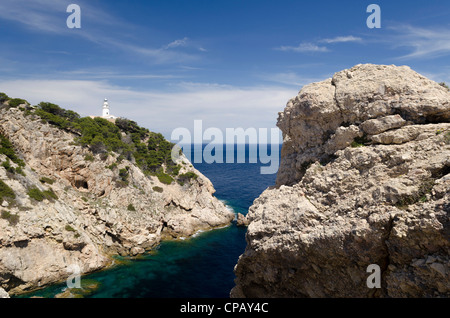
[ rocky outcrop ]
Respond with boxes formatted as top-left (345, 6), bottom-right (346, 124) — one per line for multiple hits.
top-left (0, 106), bottom-right (234, 295)
top-left (0, 287), bottom-right (9, 298)
top-left (236, 213), bottom-right (250, 227)
top-left (232, 64), bottom-right (450, 298)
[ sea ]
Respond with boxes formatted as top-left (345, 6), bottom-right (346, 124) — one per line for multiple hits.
top-left (18, 144), bottom-right (280, 298)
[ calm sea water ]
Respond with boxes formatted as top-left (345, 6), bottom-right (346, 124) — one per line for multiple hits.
top-left (19, 144), bottom-right (280, 298)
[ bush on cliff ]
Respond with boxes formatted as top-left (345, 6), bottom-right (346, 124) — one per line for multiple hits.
top-left (177, 172), bottom-right (198, 185)
top-left (0, 93), bottom-right (10, 104)
top-left (0, 134), bottom-right (25, 168)
top-left (157, 172), bottom-right (174, 185)
top-left (0, 180), bottom-right (15, 203)
top-left (1, 210), bottom-right (19, 226)
top-left (28, 101), bottom-right (179, 179)
top-left (27, 187), bottom-right (58, 202)
top-left (8, 98), bottom-right (28, 108)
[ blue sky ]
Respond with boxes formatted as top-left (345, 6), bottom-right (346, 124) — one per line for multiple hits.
top-left (0, 0), bottom-right (449, 141)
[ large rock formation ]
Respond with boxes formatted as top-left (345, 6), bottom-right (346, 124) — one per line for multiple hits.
top-left (231, 64), bottom-right (450, 298)
top-left (0, 105), bottom-right (234, 295)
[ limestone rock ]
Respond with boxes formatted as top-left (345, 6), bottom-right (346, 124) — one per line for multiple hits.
top-left (360, 115), bottom-right (406, 135)
top-left (276, 64), bottom-right (450, 186)
top-left (0, 287), bottom-right (9, 298)
top-left (236, 213), bottom-right (249, 227)
top-left (0, 105), bottom-right (234, 295)
top-left (232, 64), bottom-right (450, 298)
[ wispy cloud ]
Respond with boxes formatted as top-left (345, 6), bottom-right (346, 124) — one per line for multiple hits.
top-left (164, 37), bottom-right (189, 50)
top-left (0, 0), bottom-right (65, 33)
top-left (58, 69), bottom-right (185, 80)
top-left (277, 42), bottom-right (329, 53)
top-left (0, 0), bottom-right (202, 65)
top-left (319, 36), bottom-right (362, 44)
top-left (276, 35), bottom-right (362, 53)
top-left (388, 25), bottom-right (450, 59)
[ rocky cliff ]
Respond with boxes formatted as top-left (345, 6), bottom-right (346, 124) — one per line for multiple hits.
top-left (231, 64), bottom-right (450, 298)
top-left (0, 101), bottom-right (234, 296)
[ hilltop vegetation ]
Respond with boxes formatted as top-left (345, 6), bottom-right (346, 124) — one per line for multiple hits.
top-left (0, 93), bottom-right (196, 184)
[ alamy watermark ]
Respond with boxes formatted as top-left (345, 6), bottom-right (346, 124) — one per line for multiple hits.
top-left (65, 4), bottom-right (380, 30)
top-left (66, 264), bottom-right (81, 289)
top-left (171, 120), bottom-right (280, 175)
top-left (66, 4), bottom-right (81, 29)
top-left (366, 264), bottom-right (381, 289)
top-left (366, 4), bottom-right (381, 29)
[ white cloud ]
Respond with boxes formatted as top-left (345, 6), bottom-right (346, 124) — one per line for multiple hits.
top-left (0, 79), bottom-right (296, 141)
top-left (277, 35), bottom-right (362, 53)
top-left (319, 36), bottom-right (362, 44)
top-left (277, 42), bottom-right (329, 53)
top-left (389, 25), bottom-right (450, 59)
top-left (164, 37), bottom-right (189, 50)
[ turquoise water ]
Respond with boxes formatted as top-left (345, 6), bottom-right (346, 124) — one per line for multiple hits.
top-left (19, 144), bottom-right (279, 298)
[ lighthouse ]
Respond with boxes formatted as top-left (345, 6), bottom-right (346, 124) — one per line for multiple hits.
top-left (102, 98), bottom-right (110, 117)
top-left (99, 98), bottom-right (118, 122)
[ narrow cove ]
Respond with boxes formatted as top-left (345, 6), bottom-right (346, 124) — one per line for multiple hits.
top-left (18, 144), bottom-right (279, 298)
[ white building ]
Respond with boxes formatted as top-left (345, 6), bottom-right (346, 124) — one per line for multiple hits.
top-left (101, 98), bottom-right (117, 121)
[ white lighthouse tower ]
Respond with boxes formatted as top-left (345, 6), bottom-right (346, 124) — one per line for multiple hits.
top-left (102, 98), bottom-right (110, 117)
top-left (100, 98), bottom-right (117, 121)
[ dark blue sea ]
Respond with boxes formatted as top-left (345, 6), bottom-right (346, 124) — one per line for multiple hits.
top-left (19, 144), bottom-right (280, 298)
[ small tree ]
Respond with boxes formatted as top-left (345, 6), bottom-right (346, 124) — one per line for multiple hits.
top-left (439, 82), bottom-right (449, 90)
top-left (0, 93), bottom-right (10, 104)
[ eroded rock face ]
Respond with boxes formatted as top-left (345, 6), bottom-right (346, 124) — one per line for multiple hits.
top-left (0, 287), bottom-right (9, 298)
top-left (232, 64), bottom-right (450, 298)
top-left (0, 107), bottom-right (234, 295)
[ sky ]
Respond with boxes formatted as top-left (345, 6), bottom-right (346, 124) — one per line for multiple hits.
top-left (0, 0), bottom-right (449, 142)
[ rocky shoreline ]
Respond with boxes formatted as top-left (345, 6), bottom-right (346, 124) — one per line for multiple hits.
top-left (0, 104), bottom-right (234, 297)
top-left (231, 64), bottom-right (449, 298)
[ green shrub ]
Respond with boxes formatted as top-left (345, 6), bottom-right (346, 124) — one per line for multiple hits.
top-left (119, 167), bottom-right (129, 182)
top-left (65, 224), bottom-right (76, 232)
top-left (84, 154), bottom-right (95, 162)
top-left (439, 82), bottom-right (449, 90)
top-left (39, 177), bottom-right (55, 185)
top-left (157, 172), bottom-right (173, 185)
top-left (81, 196), bottom-right (88, 202)
top-left (15, 166), bottom-right (25, 176)
top-left (27, 187), bottom-right (57, 201)
top-left (167, 164), bottom-right (181, 176)
top-left (0, 134), bottom-right (25, 167)
top-left (0, 179), bottom-right (16, 203)
top-left (27, 187), bottom-right (45, 201)
top-left (152, 186), bottom-right (163, 193)
top-left (1, 211), bottom-right (19, 226)
top-left (351, 135), bottom-right (370, 148)
top-left (1, 159), bottom-right (15, 174)
top-left (43, 188), bottom-right (58, 201)
top-left (177, 172), bottom-right (198, 185)
top-left (8, 98), bottom-right (28, 108)
top-left (127, 203), bottom-right (136, 211)
top-left (0, 93), bottom-right (10, 104)
top-left (107, 163), bottom-right (117, 170)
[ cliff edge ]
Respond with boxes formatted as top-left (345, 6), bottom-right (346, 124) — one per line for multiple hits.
top-left (0, 98), bottom-right (234, 295)
top-left (231, 64), bottom-right (449, 297)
